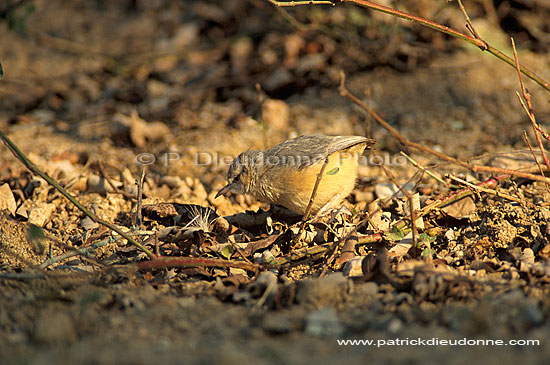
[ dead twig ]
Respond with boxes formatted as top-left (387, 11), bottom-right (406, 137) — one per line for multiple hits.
top-left (373, 151), bottom-right (420, 253)
top-left (38, 239), bottom-right (109, 269)
top-left (338, 72), bottom-right (550, 184)
top-left (319, 236), bottom-right (346, 277)
top-left (293, 155), bottom-right (330, 243)
top-left (457, 0), bottom-right (487, 48)
top-left (270, 242), bottom-right (333, 266)
top-left (134, 168), bottom-right (145, 229)
top-left (407, 194), bottom-right (418, 257)
top-left (272, 233), bottom-right (383, 266)
top-left (446, 174), bottom-right (533, 207)
top-left (96, 161), bottom-right (134, 199)
top-left (400, 151), bottom-right (449, 186)
top-left (136, 257), bottom-right (259, 273)
top-left (388, 175), bottom-right (508, 234)
top-left (267, 0), bottom-right (550, 92)
top-left (228, 240), bottom-right (254, 265)
top-left (511, 38), bottom-right (550, 172)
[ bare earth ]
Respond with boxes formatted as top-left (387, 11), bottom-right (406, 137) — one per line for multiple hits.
top-left (1, 1), bottom-right (550, 363)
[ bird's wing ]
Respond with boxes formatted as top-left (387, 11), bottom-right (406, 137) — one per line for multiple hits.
top-left (263, 135), bottom-right (375, 170)
top-left (326, 135), bottom-right (375, 156)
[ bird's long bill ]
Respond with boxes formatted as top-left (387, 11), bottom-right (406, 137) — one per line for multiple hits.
top-left (215, 183), bottom-right (233, 198)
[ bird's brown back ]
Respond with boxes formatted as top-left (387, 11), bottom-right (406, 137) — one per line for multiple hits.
top-left (262, 134), bottom-right (374, 171)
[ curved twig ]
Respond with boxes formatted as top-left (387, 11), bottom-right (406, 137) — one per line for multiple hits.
top-left (267, 0), bottom-right (550, 92)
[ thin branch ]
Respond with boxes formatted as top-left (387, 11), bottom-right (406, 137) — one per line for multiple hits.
top-left (409, 193), bottom-right (422, 256)
top-left (269, 234), bottom-right (382, 266)
top-left (511, 38), bottom-right (550, 171)
top-left (319, 236), bottom-right (346, 277)
top-left (514, 95), bottom-right (550, 141)
top-left (268, 0), bottom-right (334, 5)
top-left (338, 73), bottom-right (550, 184)
top-left (447, 174), bottom-right (531, 206)
top-left (522, 131), bottom-right (545, 178)
top-left (228, 239), bottom-right (254, 265)
top-left (389, 175), bottom-right (506, 233)
top-left (512, 38), bottom-right (528, 98)
top-left (457, 0), bottom-right (486, 46)
top-left (374, 152), bottom-right (419, 254)
top-left (267, 0), bottom-right (550, 92)
top-left (136, 257), bottom-right (259, 273)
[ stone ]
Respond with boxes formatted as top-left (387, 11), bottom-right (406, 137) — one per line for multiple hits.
top-left (305, 308), bottom-right (344, 336)
top-left (0, 183), bottom-right (17, 215)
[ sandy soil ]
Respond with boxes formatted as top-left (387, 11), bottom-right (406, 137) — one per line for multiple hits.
top-left (1, 1), bottom-right (550, 363)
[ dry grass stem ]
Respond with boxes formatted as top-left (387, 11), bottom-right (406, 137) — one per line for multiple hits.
top-left (399, 151), bottom-right (448, 186)
top-left (0, 130), bottom-right (157, 259)
top-left (522, 131), bottom-right (545, 178)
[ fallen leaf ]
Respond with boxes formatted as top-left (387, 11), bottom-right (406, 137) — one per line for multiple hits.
top-left (441, 196), bottom-right (476, 219)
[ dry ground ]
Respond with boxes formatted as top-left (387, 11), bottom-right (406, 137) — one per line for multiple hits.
top-left (1, 1), bottom-right (550, 363)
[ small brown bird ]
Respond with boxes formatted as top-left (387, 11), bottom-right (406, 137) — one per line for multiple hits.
top-left (216, 135), bottom-right (376, 215)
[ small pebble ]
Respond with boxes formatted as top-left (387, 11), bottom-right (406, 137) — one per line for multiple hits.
top-left (305, 308), bottom-right (344, 337)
